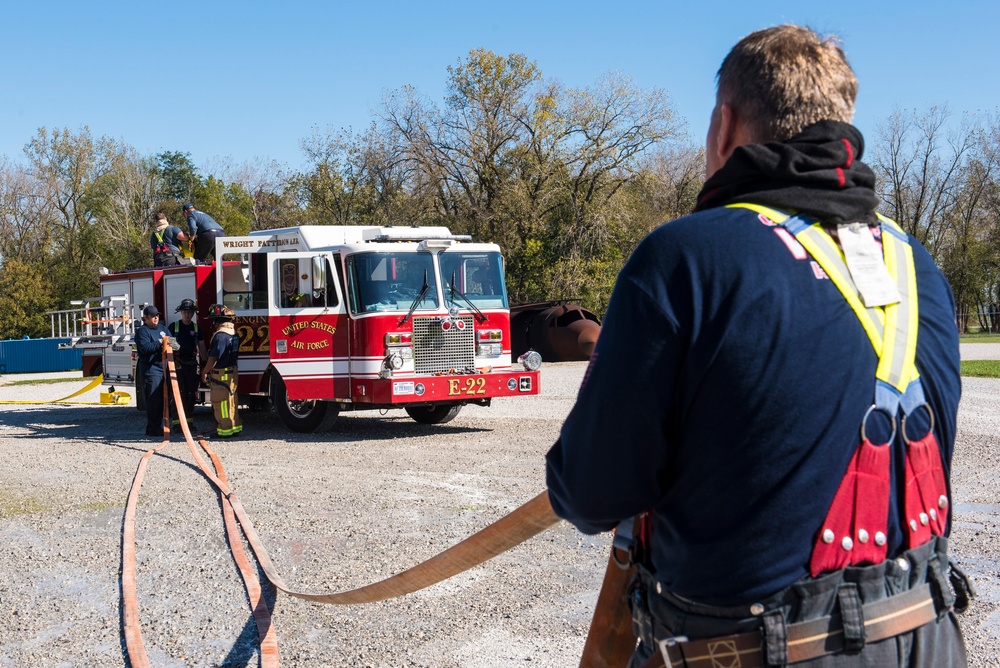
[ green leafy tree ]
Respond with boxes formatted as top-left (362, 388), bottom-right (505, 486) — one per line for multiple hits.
top-left (297, 123), bottom-right (415, 227)
top-left (22, 126), bottom-right (114, 303)
top-left (156, 151), bottom-right (200, 204)
top-left (0, 259), bottom-right (57, 338)
top-left (193, 176), bottom-right (254, 236)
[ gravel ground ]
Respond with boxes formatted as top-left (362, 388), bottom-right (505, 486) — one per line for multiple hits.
top-left (0, 360), bottom-right (998, 667)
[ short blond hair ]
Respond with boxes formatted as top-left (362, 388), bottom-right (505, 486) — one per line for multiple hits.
top-left (717, 25), bottom-right (857, 143)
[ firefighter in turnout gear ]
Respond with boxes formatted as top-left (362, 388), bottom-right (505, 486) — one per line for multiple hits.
top-left (169, 298), bottom-right (208, 426)
top-left (201, 305), bottom-right (242, 437)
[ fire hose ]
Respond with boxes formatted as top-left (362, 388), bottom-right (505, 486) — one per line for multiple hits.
top-left (121, 340), bottom-right (632, 667)
top-left (0, 374), bottom-right (130, 405)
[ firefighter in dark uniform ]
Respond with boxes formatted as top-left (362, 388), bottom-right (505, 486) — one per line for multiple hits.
top-left (168, 298), bottom-right (208, 426)
top-left (134, 305), bottom-right (175, 437)
top-left (201, 305), bottom-right (242, 437)
top-left (546, 25), bottom-right (970, 667)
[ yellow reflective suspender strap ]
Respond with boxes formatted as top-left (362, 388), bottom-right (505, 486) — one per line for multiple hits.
top-left (726, 203), bottom-right (920, 399)
top-left (726, 203), bottom-right (885, 353)
top-left (877, 214), bottom-right (921, 397)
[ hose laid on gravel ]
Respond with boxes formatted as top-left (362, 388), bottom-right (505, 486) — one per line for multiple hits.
top-left (122, 344), bottom-right (279, 668)
top-left (121, 342), bottom-right (560, 666)
top-left (0, 374), bottom-right (130, 405)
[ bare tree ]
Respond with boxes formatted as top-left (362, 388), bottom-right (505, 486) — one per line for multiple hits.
top-left (381, 50), bottom-right (543, 238)
top-left (0, 159), bottom-right (58, 263)
top-left (553, 72), bottom-right (680, 256)
top-left (871, 107), bottom-right (974, 256)
top-left (88, 145), bottom-right (162, 269)
top-left (210, 156), bottom-right (297, 230)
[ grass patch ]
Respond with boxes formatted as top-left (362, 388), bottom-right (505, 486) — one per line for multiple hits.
top-left (961, 360), bottom-right (1000, 378)
top-left (77, 500), bottom-right (119, 513)
top-left (6, 375), bottom-right (98, 386)
top-left (960, 333), bottom-right (1000, 343)
top-left (0, 489), bottom-right (50, 518)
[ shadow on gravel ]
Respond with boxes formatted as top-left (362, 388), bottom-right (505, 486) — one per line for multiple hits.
top-left (0, 404), bottom-right (153, 452)
top-left (213, 570), bottom-right (280, 667)
top-left (0, 403), bottom-right (491, 447)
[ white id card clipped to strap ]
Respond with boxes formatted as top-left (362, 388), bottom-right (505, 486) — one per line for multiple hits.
top-left (838, 223), bottom-right (900, 307)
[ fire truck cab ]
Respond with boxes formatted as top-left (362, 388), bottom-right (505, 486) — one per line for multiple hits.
top-left (50, 225), bottom-right (542, 432)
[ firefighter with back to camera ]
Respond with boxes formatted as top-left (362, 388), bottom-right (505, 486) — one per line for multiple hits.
top-left (183, 203), bottom-right (225, 263)
top-left (546, 24), bottom-right (971, 667)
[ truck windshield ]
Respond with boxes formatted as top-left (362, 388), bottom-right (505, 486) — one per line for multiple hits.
top-left (439, 251), bottom-right (508, 309)
top-left (347, 252), bottom-right (439, 314)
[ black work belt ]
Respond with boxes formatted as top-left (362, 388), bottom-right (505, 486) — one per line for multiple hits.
top-left (210, 367), bottom-right (236, 374)
top-left (641, 584), bottom-right (938, 668)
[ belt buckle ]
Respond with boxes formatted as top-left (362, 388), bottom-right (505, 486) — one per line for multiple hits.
top-left (657, 635), bottom-right (689, 668)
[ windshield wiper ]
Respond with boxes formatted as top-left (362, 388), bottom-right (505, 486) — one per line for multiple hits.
top-left (398, 269), bottom-right (430, 326)
top-left (449, 271), bottom-right (487, 323)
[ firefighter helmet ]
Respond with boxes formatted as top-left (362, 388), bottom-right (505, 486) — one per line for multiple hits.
top-left (207, 304), bottom-right (235, 319)
top-left (175, 298), bottom-right (197, 313)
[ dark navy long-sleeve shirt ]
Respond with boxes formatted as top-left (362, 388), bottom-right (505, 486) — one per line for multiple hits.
top-left (545, 206), bottom-right (961, 605)
top-left (186, 210), bottom-right (223, 237)
top-left (135, 323), bottom-right (171, 368)
top-left (208, 331), bottom-right (239, 369)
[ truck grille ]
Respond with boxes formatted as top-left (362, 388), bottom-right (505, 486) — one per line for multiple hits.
top-left (412, 316), bottom-right (475, 373)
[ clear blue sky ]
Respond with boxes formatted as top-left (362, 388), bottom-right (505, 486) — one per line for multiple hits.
top-left (1, 1), bottom-right (996, 172)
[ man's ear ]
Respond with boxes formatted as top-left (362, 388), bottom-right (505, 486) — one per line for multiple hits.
top-left (715, 103), bottom-right (741, 165)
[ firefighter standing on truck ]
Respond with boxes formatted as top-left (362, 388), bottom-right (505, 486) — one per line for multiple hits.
top-left (149, 213), bottom-right (188, 267)
top-left (201, 305), bottom-right (242, 438)
top-left (183, 203), bottom-right (225, 263)
top-left (546, 25), bottom-right (970, 667)
top-left (169, 298), bottom-right (207, 426)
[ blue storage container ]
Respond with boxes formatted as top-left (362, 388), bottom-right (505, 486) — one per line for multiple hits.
top-left (0, 338), bottom-right (83, 374)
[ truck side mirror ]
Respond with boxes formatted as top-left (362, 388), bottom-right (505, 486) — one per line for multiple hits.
top-left (312, 256), bottom-right (326, 305)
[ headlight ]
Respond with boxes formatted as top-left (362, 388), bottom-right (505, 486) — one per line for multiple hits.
top-left (477, 342), bottom-right (502, 356)
top-left (518, 350), bottom-right (542, 371)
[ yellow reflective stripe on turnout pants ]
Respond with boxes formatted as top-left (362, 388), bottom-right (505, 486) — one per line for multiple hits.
top-left (210, 368), bottom-right (242, 436)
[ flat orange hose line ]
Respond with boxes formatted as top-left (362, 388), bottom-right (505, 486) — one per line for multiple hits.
top-left (121, 343), bottom-right (280, 667)
top-left (122, 342), bottom-right (561, 665)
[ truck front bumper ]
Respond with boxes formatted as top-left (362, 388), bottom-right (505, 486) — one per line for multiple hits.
top-left (354, 369), bottom-right (540, 404)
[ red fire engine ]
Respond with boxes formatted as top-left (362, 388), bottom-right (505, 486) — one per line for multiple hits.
top-left (50, 226), bottom-right (542, 432)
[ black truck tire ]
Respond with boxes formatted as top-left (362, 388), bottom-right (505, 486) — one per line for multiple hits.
top-left (405, 403), bottom-right (463, 425)
top-left (271, 374), bottom-right (338, 433)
